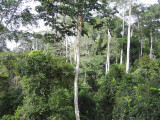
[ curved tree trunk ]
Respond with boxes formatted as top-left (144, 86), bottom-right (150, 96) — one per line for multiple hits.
top-left (74, 16), bottom-right (83, 120)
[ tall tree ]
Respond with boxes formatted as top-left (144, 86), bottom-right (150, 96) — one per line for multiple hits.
top-left (73, 13), bottom-right (83, 120)
top-left (141, 4), bottom-right (160, 59)
top-left (116, 0), bottom-right (128, 64)
top-left (131, 4), bottom-right (145, 58)
top-left (105, 29), bottom-right (111, 75)
top-left (36, 0), bottom-right (109, 119)
top-left (126, 0), bottom-right (132, 73)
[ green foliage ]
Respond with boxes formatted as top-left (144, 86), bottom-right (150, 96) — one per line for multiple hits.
top-left (154, 40), bottom-right (160, 58)
top-left (0, 73), bottom-right (23, 119)
top-left (5, 50), bottom-right (75, 120)
top-left (134, 55), bottom-right (155, 68)
top-left (96, 76), bottom-right (115, 120)
top-left (130, 36), bottom-right (141, 64)
top-left (35, 0), bottom-right (112, 42)
top-left (133, 55), bottom-right (155, 77)
top-left (48, 88), bottom-right (74, 120)
top-left (0, 0), bottom-right (37, 50)
top-left (80, 58), bottom-right (120, 120)
top-left (0, 53), bottom-right (23, 119)
top-left (0, 88), bottom-right (23, 118)
top-left (0, 52), bottom-right (17, 71)
top-left (0, 74), bottom-right (9, 115)
top-left (0, 24), bottom-right (4, 33)
top-left (78, 88), bottom-right (97, 120)
top-left (80, 55), bottom-right (106, 91)
top-left (17, 50), bottom-right (74, 88)
top-left (1, 0), bottom-right (160, 119)
top-left (110, 57), bottom-right (160, 120)
top-left (0, 74), bottom-right (8, 92)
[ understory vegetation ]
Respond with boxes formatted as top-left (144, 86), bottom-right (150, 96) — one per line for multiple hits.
top-left (0, 51), bottom-right (160, 120)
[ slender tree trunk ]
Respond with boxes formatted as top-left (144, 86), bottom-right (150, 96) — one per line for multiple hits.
top-left (35, 39), bottom-right (38, 50)
top-left (131, 27), bottom-right (133, 37)
top-left (74, 45), bottom-right (77, 63)
top-left (138, 20), bottom-right (143, 57)
top-left (120, 5), bottom-right (125, 64)
top-left (150, 29), bottom-right (153, 59)
top-left (74, 16), bottom-right (83, 120)
top-left (88, 50), bottom-right (90, 56)
top-left (66, 37), bottom-right (68, 62)
top-left (84, 72), bottom-right (87, 85)
top-left (116, 57), bottom-right (118, 64)
top-left (126, 0), bottom-right (132, 74)
top-left (120, 49), bottom-right (123, 64)
top-left (139, 38), bottom-right (143, 58)
top-left (140, 38), bottom-right (143, 57)
top-left (106, 29), bottom-right (111, 75)
top-left (70, 43), bottom-right (72, 64)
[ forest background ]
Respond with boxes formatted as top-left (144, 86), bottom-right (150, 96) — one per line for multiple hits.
top-left (0, 0), bottom-right (160, 120)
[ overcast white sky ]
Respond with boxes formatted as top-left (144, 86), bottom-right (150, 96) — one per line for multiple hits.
top-left (7, 0), bottom-right (159, 50)
top-left (140, 0), bottom-right (158, 4)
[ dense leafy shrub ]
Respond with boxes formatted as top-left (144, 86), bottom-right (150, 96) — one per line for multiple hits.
top-left (112, 56), bottom-right (160, 120)
top-left (1, 50), bottom-right (75, 120)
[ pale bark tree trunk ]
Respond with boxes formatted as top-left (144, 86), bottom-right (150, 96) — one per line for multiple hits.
top-left (120, 49), bottom-right (123, 64)
top-left (126, 0), bottom-right (132, 74)
top-left (74, 16), bottom-right (83, 120)
top-left (150, 29), bottom-right (153, 59)
top-left (106, 29), bottom-right (111, 75)
top-left (120, 5), bottom-right (125, 64)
